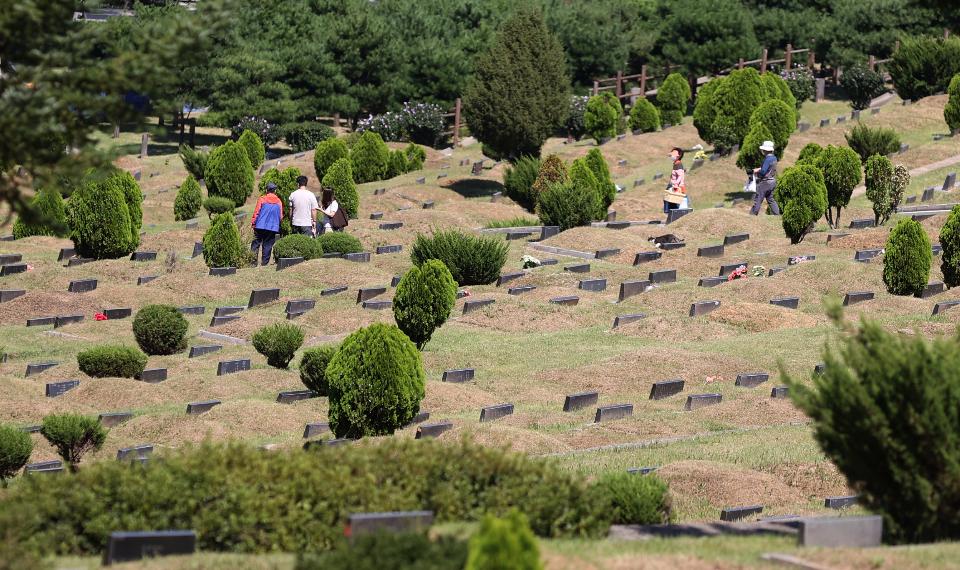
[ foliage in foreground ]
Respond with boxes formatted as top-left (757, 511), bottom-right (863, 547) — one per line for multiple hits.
top-left (786, 307), bottom-right (960, 544)
top-left (298, 533), bottom-right (467, 570)
top-left (0, 425), bottom-right (32, 485)
top-left (466, 510), bottom-right (542, 570)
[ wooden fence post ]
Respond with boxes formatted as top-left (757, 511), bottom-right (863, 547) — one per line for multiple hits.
top-left (189, 120), bottom-right (196, 149)
top-left (453, 98), bottom-right (461, 148)
top-left (738, 58), bottom-right (744, 70)
top-left (760, 48), bottom-right (768, 73)
top-left (785, 44), bottom-right (793, 70)
top-left (868, 55), bottom-right (876, 72)
top-left (593, 81), bottom-right (599, 96)
top-left (640, 64), bottom-right (647, 95)
top-left (807, 50), bottom-right (815, 70)
top-left (946, 29), bottom-right (951, 39)
top-left (615, 70), bottom-right (623, 98)
top-left (894, 40), bottom-right (901, 53)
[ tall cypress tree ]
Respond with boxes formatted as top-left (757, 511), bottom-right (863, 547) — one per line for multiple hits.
top-left (462, 8), bottom-right (570, 160)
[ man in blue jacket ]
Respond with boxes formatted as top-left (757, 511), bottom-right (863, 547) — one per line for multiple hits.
top-left (751, 140), bottom-right (781, 216)
top-left (250, 182), bottom-right (283, 266)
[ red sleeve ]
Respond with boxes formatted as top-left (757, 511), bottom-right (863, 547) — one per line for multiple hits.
top-left (251, 197), bottom-right (263, 226)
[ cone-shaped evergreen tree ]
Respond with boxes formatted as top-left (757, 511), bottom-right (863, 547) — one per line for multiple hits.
top-left (202, 212), bottom-right (248, 268)
top-left (174, 175), bottom-right (203, 222)
top-left (67, 177), bottom-right (135, 259)
top-left (205, 140), bottom-right (254, 208)
top-left (12, 188), bottom-right (68, 239)
top-left (321, 158), bottom-right (360, 219)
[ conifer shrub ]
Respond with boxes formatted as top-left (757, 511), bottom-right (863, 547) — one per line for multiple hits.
top-left (890, 164), bottom-right (909, 215)
top-left (202, 212), bottom-right (247, 268)
top-left (816, 145), bottom-right (862, 228)
top-left (0, 425), bottom-right (32, 485)
top-left (748, 99), bottom-right (795, 159)
top-left (316, 232), bottom-right (363, 255)
top-left (132, 304), bottom-right (188, 356)
top-left (253, 323), bottom-right (304, 369)
top-left (584, 148), bottom-right (615, 211)
top-left (410, 229), bottom-right (508, 286)
top-left (237, 129), bottom-right (266, 170)
top-left (326, 323), bottom-right (425, 438)
top-left (298, 533), bottom-right (467, 570)
top-left (568, 158), bottom-right (603, 220)
top-left (940, 205), bottom-right (960, 288)
top-left (946, 74), bottom-right (960, 133)
top-left (590, 472), bottom-right (672, 525)
top-left (404, 144), bottom-right (426, 171)
top-left (350, 131), bottom-right (390, 184)
top-left (845, 123), bottom-right (901, 163)
top-left (707, 67), bottom-right (765, 148)
top-left (321, 158), bottom-right (359, 219)
top-left (692, 77), bottom-right (722, 143)
top-left (761, 73), bottom-right (798, 115)
top-left (888, 35), bottom-right (960, 102)
top-left (313, 138), bottom-right (349, 181)
top-left (103, 170), bottom-right (143, 250)
top-left (736, 121), bottom-right (773, 170)
top-left (179, 144), bottom-right (208, 181)
top-left (40, 413), bottom-right (106, 472)
top-left (628, 98), bottom-right (660, 133)
top-left (273, 234), bottom-right (323, 262)
top-left (656, 73), bottom-right (691, 126)
top-left (282, 122), bottom-right (335, 153)
top-left (530, 154), bottom-right (568, 202)
top-left (583, 92), bottom-right (621, 144)
top-left (865, 154), bottom-right (894, 225)
top-left (393, 260), bottom-right (457, 349)
top-left (76, 345), bottom-right (148, 379)
top-left (503, 155), bottom-right (542, 212)
top-left (796, 142), bottom-right (823, 165)
top-left (841, 65), bottom-right (886, 110)
top-left (786, 307), bottom-right (960, 543)
top-left (258, 166), bottom-right (300, 235)
top-left (173, 175), bottom-right (203, 221)
top-left (536, 179), bottom-right (598, 231)
top-left (67, 177), bottom-right (135, 260)
top-left (773, 164), bottom-right (827, 244)
top-left (883, 218), bottom-right (931, 296)
top-left (465, 510), bottom-right (542, 570)
top-left (205, 140), bottom-right (255, 207)
top-left (203, 196), bottom-right (235, 219)
top-left (299, 344), bottom-right (339, 396)
top-left (386, 149), bottom-right (408, 179)
top-left (13, 188), bottom-right (69, 239)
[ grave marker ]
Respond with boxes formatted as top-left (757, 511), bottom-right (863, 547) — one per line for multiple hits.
top-left (210, 315), bottom-right (239, 327)
top-left (919, 281), bottom-right (945, 298)
top-left (720, 505), bottom-right (763, 522)
top-left (723, 233), bottom-right (750, 245)
top-left (685, 393), bottom-right (722, 410)
top-left (26, 361), bottom-right (59, 376)
top-left (634, 178), bottom-right (645, 187)
top-left (26, 316), bottom-right (56, 327)
top-left (563, 391), bottom-right (599, 412)
top-left (564, 263), bottom-right (591, 273)
top-left (217, 359), bottom-right (251, 375)
top-left (376, 245), bottom-right (402, 254)
top-left (698, 276), bottom-right (727, 288)
top-left (321, 285), bottom-right (348, 296)
top-left (578, 278), bottom-right (606, 292)
top-left (343, 252), bottom-right (371, 263)
top-left (416, 421), bottom-right (453, 439)
top-left (116, 444), bottom-right (153, 462)
top-left (423, 200), bottom-right (436, 208)
top-left (854, 249), bottom-right (882, 262)
top-left (649, 379), bottom-right (684, 400)
top-left (633, 251), bottom-right (662, 265)
top-left (98, 412), bottom-right (133, 427)
top-left (186, 400), bottom-right (221, 414)
top-left (45, 380), bottom-right (79, 397)
top-left (799, 516), bottom-right (882, 547)
top-left (0, 289), bottom-right (26, 303)
top-left (0, 253), bottom-right (22, 265)
top-left (508, 285), bottom-right (536, 295)
top-left (68, 278), bottom-right (97, 293)
top-left (618, 280), bottom-right (650, 301)
top-left (66, 257), bottom-right (94, 267)
top-left (137, 368), bottom-right (167, 383)
top-left (130, 251), bottom-right (157, 262)
top-left (277, 257), bottom-right (305, 270)
top-left (370, 212), bottom-right (384, 220)
top-left (137, 275), bottom-right (158, 286)
top-left (819, 118), bottom-right (830, 127)
top-left (25, 460), bottom-right (62, 473)
top-left (277, 390), bottom-right (315, 404)
top-left (54, 314), bottom-right (84, 328)
top-left (58, 248), bottom-right (76, 261)
top-left (303, 422), bottom-right (330, 438)
top-left (480, 403), bottom-right (514, 422)
top-left (933, 300), bottom-right (960, 315)
top-left (357, 287), bottom-right (388, 303)
top-left (104, 531), bottom-right (196, 565)
top-left (442, 368), bottom-right (475, 383)
top-left (248, 288), bottom-right (280, 308)
top-left (185, 219), bottom-right (199, 230)
top-left (612, 313), bottom-right (646, 328)
top-left (770, 297), bottom-right (799, 309)
top-left (666, 208), bottom-right (692, 224)
top-left (362, 300), bottom-right (392, 310)
top-left (922, 187), bottom-right (935, 202)
top-left (595, 404), bottom-right (633, 423)
top-left (178, 305), bottom-right (205, 315)
top-left (843, 291), bottom-right (875, 306)
top-left (718, 262), bottom-right (748, 277)
top-left (849, 218), bottom-right (875, 229)
top-left (285, 299), bottom-right (315, 315)
top-left (768, 266), bottom-right (785, 276)
top-left (736, 372), bottom-right (770, 388)
top-left (103, 308), bottom-right (132, 319)
top-left (697, 244), bottom-right (725, 257)
top-left (347, 511), bottom-right (434, 539)
top-left (824, 495), bottom-right (859, 509)
top-left (689, 300), bottom-right (720, 316)
top-left (648, 269), bottom-right (677, 284)
top-left (770, 386), bottom-right (789, 398)
top-left (214, 306), bottom-right (245, 317)
top-left (188, 344), bottom-right (221, 358)
top-left (505, 230), bottom-right (533, 240)
top-left (826, 233), bottom-right (849, 243)
top-left (595, 247), bottom-right (620, 259)
top-left (550, 296), bottom-right (579, 306)
top-left (496, 272), bottom-right (524, 286)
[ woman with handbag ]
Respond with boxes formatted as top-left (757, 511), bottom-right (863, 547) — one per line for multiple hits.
top-left (318, 187), bottom-right (348, 234)
top-left (662, 147), bottom-right (688, 213)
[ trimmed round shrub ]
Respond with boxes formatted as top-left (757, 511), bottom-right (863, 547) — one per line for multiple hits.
top-left (628, 98), bottom-right (660, 133)
top-left (748, 99), bottom-right (795, 159)
top-left (282, 122), bottom-right (335, 153)
top-left (174, 175), bottom-right (203, 222)
top-left (237, 129), bottom-right (265, 171)
top-left (816, 145), bottom-right (862, 228)
top-left (203, 196), bottom-right (235, 219)
top-left (326, 323), bottom-right (426, 438)
top-left (946, 74), bottom-right (960, 133)
top-left (590, 472), bottom-right (672, 525)
top-left (796, 142), bottom-right (823, 165)
top-left (299, 345), bottom-right (338, 396)
top-left (503, 155), bottom-right (541, 212)
top-left (321, 158), bottom-right (359, 219)
top-left (350, 131), bottom-right (390, 184)
top-left (465, 510), bottom-right (541, 570)
top-left (568, 158), bottom-right (604, 221)
top-left (40, 413), bottom-right (106, 471)
top-left (102, 170), bottom-right (143, 250)
top-left (404, 144), bottom-right (426, 171)
top-left (13, 188), bottom-right (68, 239)
top-left (692, 77), bottom-right (722, 143)
top-left (709, 67), bottom-right (765, 147)
top-left (232, 117), bottom-right (280, 145)
top-left (774, 164), bottom-right (828, 244)
top-left (584, 148), bottom-right (615, 211)
top-left (205, 140), bottom-right (254, 208)
top-left (393, 260), bottom-right (457, 349)
top-left (386, 149), bottom-right (408, 179)
top-left (272, 234), bottom-right (323, 262)
top-left (657, 72), bottom-right (691, 125)
top-left (761, 73), bottom-right (798, 115)
top-left (865, 154), bottom-right (894, 226)
top-left (782, 67), bottom-right (814, 108)
top-left (841, 65), bottom-right (886, 110)
top-left (536, 179), bottom-right (598, 232)
top-left (202, 212), bottom-right (247, 269)
top-left (736, 121), bottom-right (773, 171)
top-left (77, 345), bottom-right (148, 379)
top-left (0, 424), bottom-right (33, 484)
top-left (132, 305), bottom-right (188, 356)
top-left (313, 138), bottom-right (348, 181)
top-left (845, 123), bottom-right (901, 164)
top-left (252, 323), bottom-right (304, 369)
top-left (410, 229), bottom-right (508, 286)
top-left (67, 177), bottom-right (135, 260)
top-left (940, 205), bottom-right (960, 288)
top-left (316, 232), bottom-right (362, 255)
top-left (530, 154), bottom-right (568, 201)
top-left (583, 92), bottom-right (621, 144)
top-left (883, 218), bottom-right (931, 297)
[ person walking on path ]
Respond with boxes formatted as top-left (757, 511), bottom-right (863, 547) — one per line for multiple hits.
top-left (663, 147), bottom-right (688, 213)
top-left (318, 187), bottom-right (343, 234)
top-left (250, 182), bottom-right (283, 265)
top-left (289, 175), bottom-right (318, 236)
top-left (751, 140), bottom-right (781, 216)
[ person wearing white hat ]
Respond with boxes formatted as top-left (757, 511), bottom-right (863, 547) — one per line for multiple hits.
top-left (750, 140), bottom-right (781, 216)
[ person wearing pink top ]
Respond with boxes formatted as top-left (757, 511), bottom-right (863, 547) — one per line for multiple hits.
top-left (663, 147), bottom-right (688, 213)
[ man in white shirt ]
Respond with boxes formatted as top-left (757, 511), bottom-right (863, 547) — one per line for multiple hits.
top-left (288, 176), bottom-right (319, 236)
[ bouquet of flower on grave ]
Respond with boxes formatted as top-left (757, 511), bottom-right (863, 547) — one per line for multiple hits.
top-left (521, 255), bottom-right (540, 269)
top-left (751, 265), bottom-right (766, 277)
top-left (727, 265), bottom-right (748, 281)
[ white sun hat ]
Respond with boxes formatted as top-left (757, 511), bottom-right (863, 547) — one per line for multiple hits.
top-left (759, 140), bottom-right (775, 152)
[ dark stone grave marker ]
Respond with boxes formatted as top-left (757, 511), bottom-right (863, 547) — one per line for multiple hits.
top-left (303, 422), bottom-right (330, 438)
top-left (45, 380), bottom-right (79, 397)
top-left (496, 272), bottom-right (524, 286)
top-left (595, 247), bottom-right (620, 259)
top-left (541, 226), bottom-right (561, 240)
top-left (480, 403), bottom-right (514, 422)
top-left (391, 275), bottom-right (401, 287)
top-left (922, 187), bottom-right (935, 202)
top-left (217, 359), bottom-right (251, 376)
top-left (933, 243), bottom-right (943, 256)
top-left (103, 307), bottom-right (132, 319)
top-left (689, 300), bottom-right (720, 316)
top-left (505, 231), bottom-right (533, 241)
top-left (98, 412), bottom-right (133, 427)
top-left (563, 391), bottom-right (599, 412)
top-left (851, 110), bottom-right (860, 120)
top-left (550, 296), bottom-right (579, 306)
top-left (843, 291), bottom-right (875, 306)
top-left (423, 200), bottom-right (435, 208)
top-left (210, 315), bottom-right (239, 327)
top-left (724, 233), bottom-right (750, 245)
top-left (416, 421), bottom-right (453, 439)
top-left (376, 245), bottom-right (402, 254)
top-left (66, 257), bottom-right (94, 268)
top-left (117, 444), bottom-right (153, 462)
top-left (768, 266), bottom-right (785, 276)
top-left (648, 269), bottom-right (677, 284)
top-left (357, 287), bottom-right (387, 303)
top-left (540, 258), bottom-right (559, 265)
top-left (68, 279), bottom-right (98, 293)
top-left (815, 363), bottom-right (826, 375)
top-left (666, 208), bottom-right (692, 224)
top-left (104, 531), bottom-right (196, 565)
top-left (770, 386), bottom-right (789, 399)
top-left (285, 299), bottom-right (315, 314)
top-left (618, 280), bottom-right (650, 301)
top-left (719, 262), bottom-right (748, 277)
top-left (137, 275), bottom-right (158, 286)
top-left (442, 368), bottom-right (475, 383)
top-left (735, 372), bottom-right (770, 388)
top-left (186, 400), bottom-right (221, 414)
top-left (612, 313), bottom-right (646, 328)
top-left (698, 276), bottom-right (727, 288)
top-left (650, 379), bottom-right (684, 400)
top-left (685, 393), bottom-right (722, 410)
top-left (607, 222), bottom-right (631, 229)
top-left (277, 257), bottom-right (304, 270)
top-left (0, 289), bottom-right (26, 303)
top-left (277, 390), bottom-right (315, 404)
top-left (633, 251), bottom-right (662, 265)
top-left (343, 252), bottom-right (371, 263)
top-left (26, 361), bottom-right (58, 376)
top-left (836, 115), bottom-right (847, 123)
top-left (564, 263), bottom-right (591, 273)
top-left (627, 467), bottom-right (659, 475)
top-left (824, 495), bottom-right (859, 509)
top-left (854, 249), bottom-right (882, 262)
top-left (906, 195), bottom-right (916, 203)
top-left (54, 314), bottom-right (84, 327)
top-left (130, 251), bottom-right (157, 262)
top-left (370, 212), bottom-right (384, 220)
top-left (849, 219), bottom-right (875, 229)
top-left (918, 281), bottom-right (945, 298)
top-left (595, 404), bottom-right (633, 423)
top-left (58, 248), bottom-right (76, 261)
top-left (634, 178), bottom-right (645, 187)
top-left (770, 297), bottom-right (799, 309)
top-left (137, 368), bottom-right (167, 383)
top-left (178, 305), bottom-right (205, 315)
top-left (826, 233), bottom-right (849, 243)
top-left (697, 244), bottom-right (724, 257)
top-left (27, 316), bottom-right (56, 327)
top-left (362, 300), bottom-right (392, 310)
top-left (933, 300), bottom-right (960, 315)
top-left (720, 505), bottom-right (763, 522)
top-left (25, 460), bottom-right (62, 473)
top-left (188, 344), bottom-right (221, 358)
top-left (0, 253), bottom-right (22, 265)
top-left (900, 143), bottom-right (909, 154)
top-left (214, 306), bottom-right (245, 317)
top-left (209, 267), bottom-right (236, 277)
top-left (321, 285), bottom-right (348, 296)
top-left (508, 285), bottom-right (536, 295)
top-left (798, 515), bottom-right (882, 547)
top-left (579, 278), bottom-right (606, 292)
top-left (416, 177), bottom-right (426, 184)
top-left (185, 219), bottom-right (199, 230)
top-left (819, 118), bottom-right (830, 127)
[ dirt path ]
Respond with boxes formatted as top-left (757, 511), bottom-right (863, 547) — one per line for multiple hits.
top-left (852, 153), bottom-right (960, 198)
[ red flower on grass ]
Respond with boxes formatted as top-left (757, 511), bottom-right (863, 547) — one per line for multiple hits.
top-left (94, 312), bottom-right (108, 321)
